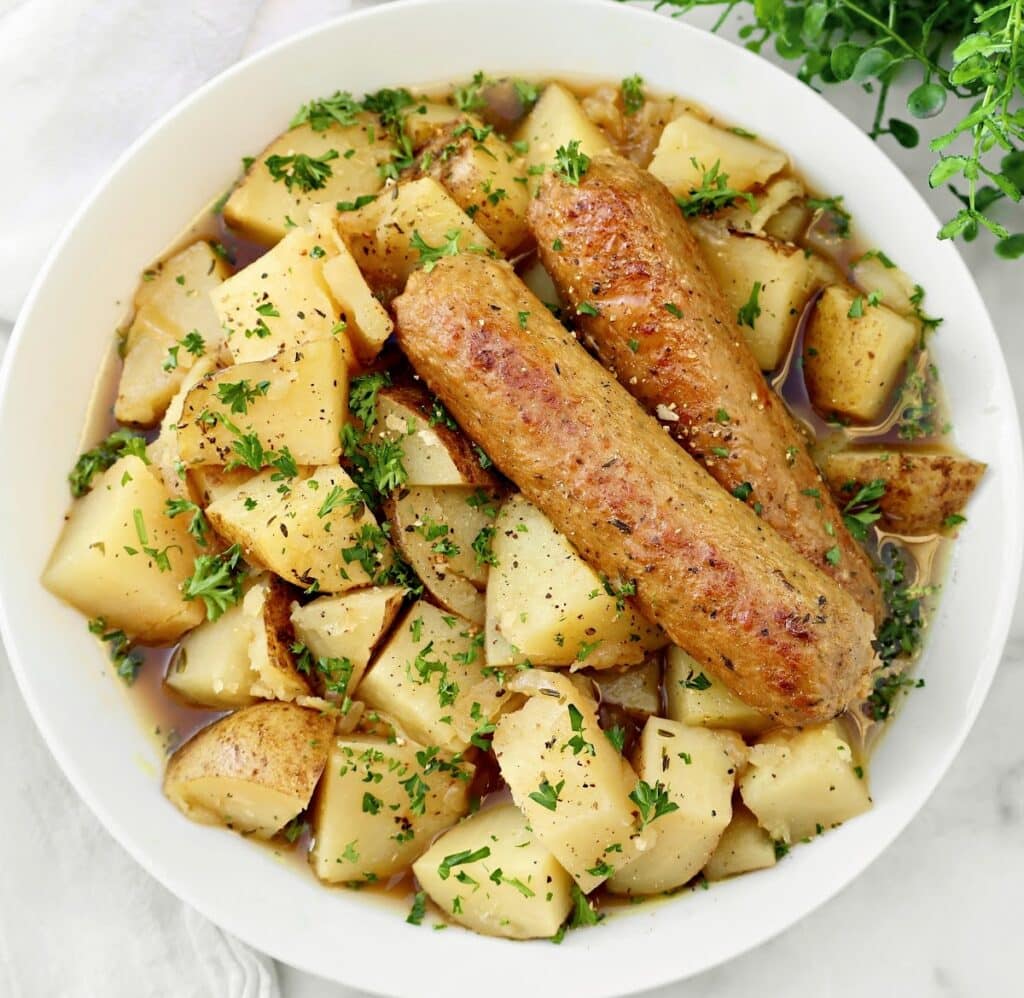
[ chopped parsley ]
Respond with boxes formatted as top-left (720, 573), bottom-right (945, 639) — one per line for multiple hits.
top-left (290, 90), bottom-right (362, 130)
top-left (87, 617), bottom-right (142, 685)
top-left (182, 543), bottom-right (246, 621)
top-left (553, 140), bottom-right (591, 186)
top-left (841, 478), bottom-right (886, 542)
top-left (265, 149), bottom-right (339, 193)
top-left (437, 846), bottom-right (491, 880)
top-left (737, 281), bottom-right (762, 328)
top-left (630, 780), bottom-right (679, 828)
top-left (165, 498), bottom-right (210, 547)
top-left (68, 429), bottom-right (148, 497)
top-left (678, 160), bottom-right (756, 217)
top-left (215, 378), bottom-right (270, 415)
top-left (528, 778), bottom-right (564, 812)
top-left (621, 74), bottom-right (646, 116)
top-left (410, 229), bottom-right (462, 272)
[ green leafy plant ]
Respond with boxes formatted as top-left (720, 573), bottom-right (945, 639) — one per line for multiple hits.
top-left (623, 0), bottom-right (1024, 257)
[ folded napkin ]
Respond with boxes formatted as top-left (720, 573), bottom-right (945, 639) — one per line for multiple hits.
top-left (0, 1), bottom-right (380, 995)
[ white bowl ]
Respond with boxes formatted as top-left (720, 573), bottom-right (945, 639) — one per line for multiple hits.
top-left (0, 0), bottom-right (1020, 994)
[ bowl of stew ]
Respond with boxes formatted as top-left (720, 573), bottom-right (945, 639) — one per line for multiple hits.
top-left (0, 0), bottom-right (1020, 994)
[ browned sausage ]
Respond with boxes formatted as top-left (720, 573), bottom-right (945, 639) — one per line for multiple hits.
top-left (528, 153), bottom-right (883, 622)
top-left (393, 253), bottom-right (876, 726)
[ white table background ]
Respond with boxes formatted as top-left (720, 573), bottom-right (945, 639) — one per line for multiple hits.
top-left (1, 1), bottom-right (1021, 995)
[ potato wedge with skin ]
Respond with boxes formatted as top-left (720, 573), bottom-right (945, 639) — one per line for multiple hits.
top-left (691, 222), bottom-right (815, 372)
top-left (664, 646), bottom-right (770, 737)
top-left (358, 602), bottom-right (500, 754)
top-left (515, 83), bottom-right (611, 194)
top-left (211, 228), bottom-right (353, 366)
top-left (290, 585), bottom-right (405, 680)
top-left (165, 602), bottom-right (257, 709)
top-left (334, 177), bottom-right (495, 300)
top-left (371, 385), bottom-right (500, 489)
top-left (223, 118), bottom-right (392, 245)
top-left (486, 495), bottom-right (667, 669)
top-left (205, 466), bottom-right (389, 593)
top-left (310, 731), bottom-right (472, 884)
top-left (413, 117), bottom-right (532, 255)
top-left (649, 112), bottom-right (787, 199)
top-left (116, 242), bottom-right (230, 426)
top-left (607, 718), bottom-right (745, 895)
top-left (413, 803), bottom-right (574, 939)
top-left (43, 455), bottom-right (204, 643)
top-left (243, 575), bottom-right (310, 702)
top-left (589, 657), bottom-right (661, 718)
top-left (740, 722), bottom-right (871, 843)
top-left (804, 285), bottom-right (920, 423)
top-left (492, 671), bottom-right (654, 894)
top-left (177, 337), bottom-right (349, 468)
top-left (823, 447), bottom-right (986, 536)
top-left (164, 701), bottom-right (334, 838)
top-left (703, 803), bottom-right (777, 881)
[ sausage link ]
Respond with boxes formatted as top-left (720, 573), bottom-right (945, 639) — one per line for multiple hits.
top-left (528, 154), bottom-right (883, 622)
top-left (393, 253), bottom-right (876, 726)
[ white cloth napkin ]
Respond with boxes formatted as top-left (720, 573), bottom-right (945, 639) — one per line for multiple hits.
top-left (0, 1), bottom-right (381, 995)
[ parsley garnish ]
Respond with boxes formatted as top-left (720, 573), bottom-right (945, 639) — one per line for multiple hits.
top-left (841, 478), bottom-right (886, 542)
top-left (438, 846), bottom-right (491, 880)
top-left (630, 780), bottom-right (679, 827)
top-left (678, 159), bottom-right (756, 217)
top-left (807, 195), bottom-right (852, 239)
top-left (290, 90), bottom-right (362, 130)
top-left (68, 429), bottom-right (148, 497)
top-left (215, 379), bottom-right (270, 415)
top-left (265, 149), bottom-right (339, 193)
top-left (681, 669), bottom-right (712, 691)
top-left (182, 544), bottom-right (246, 621)
top-left (165, 498), bottom-right (210, 547)
top-left (406, 891), bottom-right (428, 926)
top-left (621, 74), bottom-right (646, 115)
top-left (553, 140), bottom-right (591, 185)
top-left (410, 229), bottom-right (462, 272)
top-left (737, 281), bottom-right (762, 328)
top-left (88, 617), bottom-right (143, 685)
top-left (528, 778), bottom-right (564, 812)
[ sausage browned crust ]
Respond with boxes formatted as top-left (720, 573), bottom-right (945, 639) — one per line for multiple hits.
top-left (393, 254), bottom-right (876, 726)
top-left (528, 153), bottom-right (884, 622)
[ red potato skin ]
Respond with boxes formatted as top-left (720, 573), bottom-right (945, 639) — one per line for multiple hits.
top-left (393, 254), bottom-right (876, 726)
top-left (528, 154), bottom-right (883, 623)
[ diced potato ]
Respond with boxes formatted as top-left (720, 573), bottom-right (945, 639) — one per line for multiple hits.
top-left (335, 178), bottom-right (495, 298)
top-left (664, 646), bottom-right (770, 737)
top-left (164, 701), bottom-right (334, 837)
top-left (414, 117), bottom-right (532, 254)
top-left (223, 118), bottom-right (392, 245)
top-left (515, 83), bottom-right (611, 193)
top-left (823, 447), bottom-right (985, 536)
top-left (607, 718), bottom-right (744, 895)
top-left (358, 602), bottom-right (500, 753)
top-left (804, 285), bottom-right (920, 423)
top-left (386, 485), bottom-right (497, 626)
top-left (739, 722), bottom-right (872, 843)
top-left (320, 246), bottom-right (394, 364)
top-left (486, 495), bottom-right (667, 669)
top-left (371, 385), bottom-right (499, 488)
top-left (649, 112), bottom-right (787, 199)
top-left (404, 101), bottom-right (465, 147)
top-left (211, 228), bottom-right (350, 366)
top-left (721, 176), bottom-right (805, 236)
top-left (243, 576), bottom-right (309, 701)
top-left (492, 671), bottom-right (653, 893)
top-left (165, 602), bottom-right (257, 709)
top-left (43, 455), bottom-right (204, 643)
top-left (589, 658), bottom-right (661, 717)
top-left (851, 252), bottom-right (919, 317)
top-left (703, 803), bottom-right (777, 881)
top-left (413, 803), bottom-right (574, 939)
top-left (310, 731), bottom-right (472, 884)
top-left (290, 585), bottom-right (405, 688)
top-left (691, 222), bottom-right (814, 371)
top-left (115, 243), bottom-right (230, 426)
top-left (205, 466), bottom-right (389, 593)
top-left (177, 337), bottom-right (349, 468)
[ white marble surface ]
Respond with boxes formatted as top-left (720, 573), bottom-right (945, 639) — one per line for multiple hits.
top-left (1, 1), bottom-right (1022, 996)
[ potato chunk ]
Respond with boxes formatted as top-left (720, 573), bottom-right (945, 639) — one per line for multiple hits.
top-left (607, 718), bottom-right (744, 895)
top-left (414, 117), bottom-right (531, 254)
top-left (850, 252), bottom-right (919, 318)
top-left (358, 602), bottom-right (501, 754)
top-left (703, 804), bottom-right (777, 881)
top-left (649, 112), bottom-right (787, 198)
top-left (515, 83), bottom-right (611, 193)
top-left (44, 455), bottom-right (204, 643)
top-left (486, 495), bottom-right (666, 669)
top-left (165, 602), bottom-right (257, 709)
top-left (664, 646), bottom-right (770, 736)
top-left (223, 118), bottom-right (391, 245)
top-left (691, 223), bottom-right (815, 371)
top-left (243, 576), bottom-right (310, 702)
top-left (334, 178), bottom-right (494, 299)
top-left (310, 732), bottom-right (472, 884)
top-left (589, 658), bottom-right (661, 717)
top-left (823, 447), bottom-right (985, 536)
top-left (115, 243), bottom-right (230, 426)
top-left (492, 671), bottom-right (653, 893)
top-left (210, 228), bottom-right (351, 366)
top-left (804, 285), bottom-right (920, 423)
top-left (164, 701), bottom-right (334, 837)
top-left (413, 803), bottom-right (573, 939)
top-left (205, 466), bottom-right (388, 593)
top-left (371, 385), bottom-right (499, 488)
top-left (177, 338), bottom-right (349, 468)
top-left (739, 722), bottom-right (872, 843)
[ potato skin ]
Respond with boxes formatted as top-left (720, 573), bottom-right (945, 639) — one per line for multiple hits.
top-left (393, 253), bottom-right (877, 726)
top-left (823, 448), bottom-right (986, 536)
top-left (528, 153), bottom-right (882, 622)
